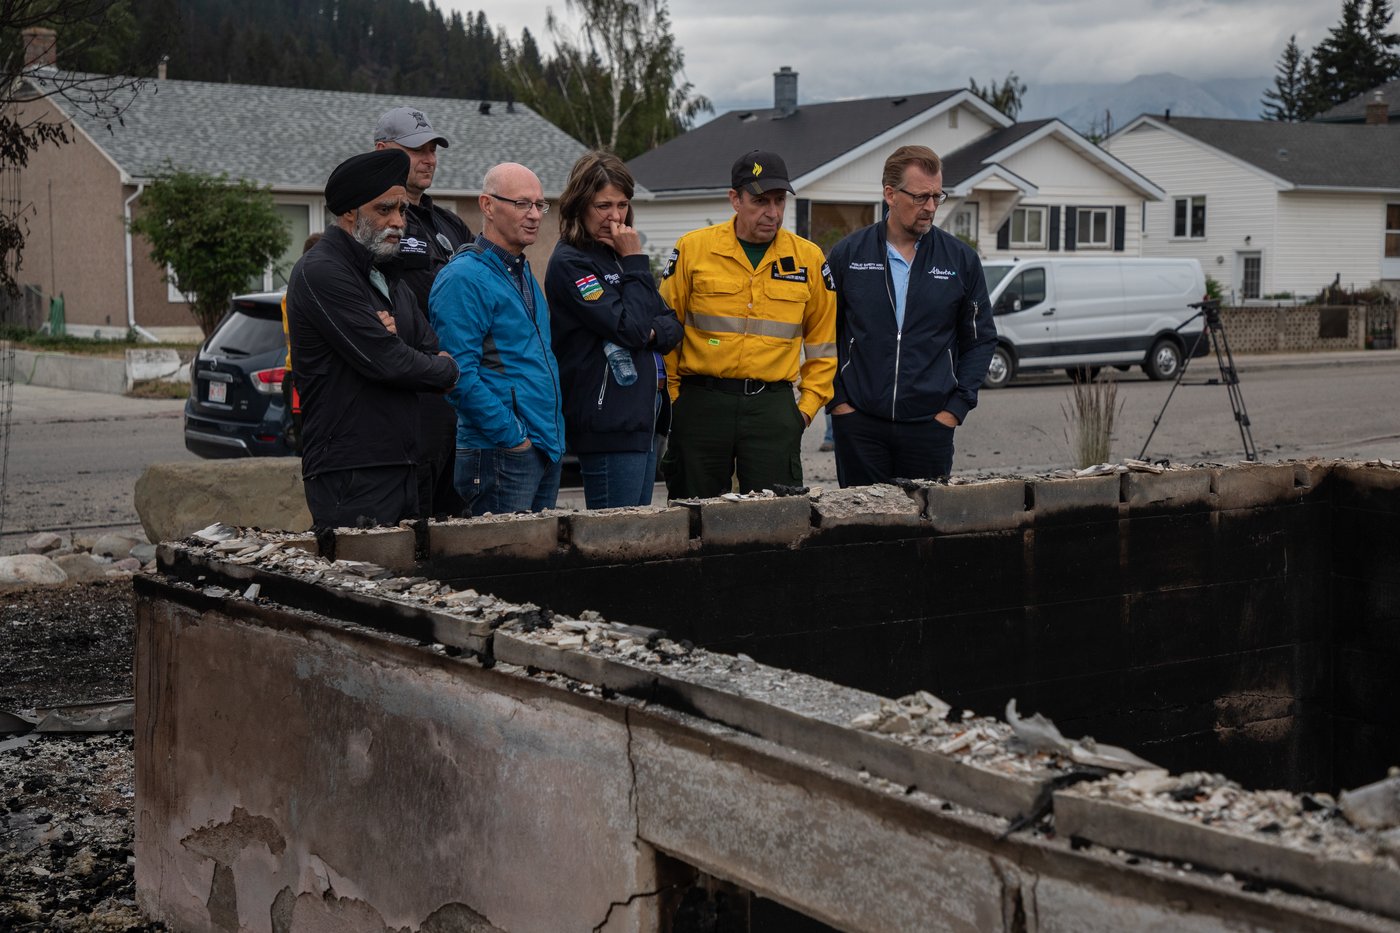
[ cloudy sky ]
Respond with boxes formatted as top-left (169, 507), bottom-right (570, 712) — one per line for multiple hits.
top-left (440, 0), bottom-right (1343, 112)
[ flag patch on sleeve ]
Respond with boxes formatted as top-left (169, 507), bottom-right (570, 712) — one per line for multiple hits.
top-left (575, 274), bottom-right (604, 301)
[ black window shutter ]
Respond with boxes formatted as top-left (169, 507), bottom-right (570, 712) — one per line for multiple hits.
top-left (997, 219), bottom-right (1009, 250)
top-left (1113, 206), bottom-right (1126, 251)
top-left (1064, 206), bottom-right (1077, 251)
top-left (796, 198), bottom-right (811, 239)
top-left (1049, 206), bottom-right (1061, 251)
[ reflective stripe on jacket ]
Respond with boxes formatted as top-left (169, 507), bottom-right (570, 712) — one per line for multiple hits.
top-left (660, 219), bottom-right (837, 421)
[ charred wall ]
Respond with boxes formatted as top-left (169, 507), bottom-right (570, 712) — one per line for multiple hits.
top-left (419, 463), bottom-right (1393, 794)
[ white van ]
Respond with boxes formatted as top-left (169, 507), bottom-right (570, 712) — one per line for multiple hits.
top-left (980, 258), bottom-right (1208, 387)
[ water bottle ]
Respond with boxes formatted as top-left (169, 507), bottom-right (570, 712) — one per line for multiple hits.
top-left (603, 341), bottom-right (637, 386)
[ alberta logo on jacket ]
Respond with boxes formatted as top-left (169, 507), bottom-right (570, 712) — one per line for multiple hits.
top-left (575, 274), bottom-right (604, 301)
top-left (928, 266), bottom-right (957, 280)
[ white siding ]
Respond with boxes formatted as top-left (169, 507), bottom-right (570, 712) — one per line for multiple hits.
top-left (971, 137), bottom-right (1147, 259)
top-left (1106, 124), bottom-right (1281, 297)
top-left (633, 196), bottom-right (738, 262)
top-left (1274, 192), bottom-right (1386, 296)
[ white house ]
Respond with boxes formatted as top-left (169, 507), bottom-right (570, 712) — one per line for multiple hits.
top-left (628, 67), bottom-right (1163, 263)
top-left (1105, 114), bottom-right (1400, 300)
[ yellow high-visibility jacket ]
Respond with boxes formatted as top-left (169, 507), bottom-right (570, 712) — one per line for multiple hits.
top-left (660, 219), bottom-right (837, 422)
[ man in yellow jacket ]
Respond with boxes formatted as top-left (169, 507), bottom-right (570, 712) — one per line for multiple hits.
top-left (660, 149), bottom-right (836, 499)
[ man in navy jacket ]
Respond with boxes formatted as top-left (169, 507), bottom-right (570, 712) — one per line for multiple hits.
top-left (826, 145), bottom-right (997, 486)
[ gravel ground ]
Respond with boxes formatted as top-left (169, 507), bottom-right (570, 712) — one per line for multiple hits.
top-left (0, 579), bottom-right (163, 931)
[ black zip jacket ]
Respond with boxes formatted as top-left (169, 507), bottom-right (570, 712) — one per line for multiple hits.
top-left (287, 225), bottom-right (458, 479)
top-left (827, 222), bottom-right (996, 424)
top-left (389, 196), bottom-right (474, 448)
top-left (545, 242), bottom-right (684, 454)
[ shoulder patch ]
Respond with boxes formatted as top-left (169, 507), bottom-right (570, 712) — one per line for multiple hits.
top-left (662, 247), bottom-right (679, 279)
top-left (822, 262), bottom-right (835, 291)
top-left (575, 274), bottom-right (604, 301)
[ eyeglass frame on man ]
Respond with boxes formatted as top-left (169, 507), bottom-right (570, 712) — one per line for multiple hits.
top-left (487, 193), bottom-right (551, 214)
top-left (895, 186), bottom-right (948, 207)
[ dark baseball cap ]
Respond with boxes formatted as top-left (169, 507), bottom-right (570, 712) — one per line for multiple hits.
top-left (374, 107), bottom-right (449, 149)
top-left (730, 149), bottom-right (794, 195)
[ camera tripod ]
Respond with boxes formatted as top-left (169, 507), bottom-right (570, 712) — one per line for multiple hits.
top-left (1137, 299), bottom-right (1257, 462)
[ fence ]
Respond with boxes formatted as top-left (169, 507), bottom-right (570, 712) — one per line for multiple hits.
top-left (1218, 303), bottom-right (1398, 353)
top-left (0, 285), bottom-right (45, 332)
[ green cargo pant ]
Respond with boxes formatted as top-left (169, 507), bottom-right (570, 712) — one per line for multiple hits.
top-left (662, 382), bottom-right (805, 499)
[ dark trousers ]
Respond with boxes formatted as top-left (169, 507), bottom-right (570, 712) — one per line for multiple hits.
top-left (303, 464), bottom-right (417, 530)
top-left (664, 382), bottom-right (804, 499)
top-left (417, 395), bottom-right (466, 520)
top-left (832, 409), bottom-right (955, 487)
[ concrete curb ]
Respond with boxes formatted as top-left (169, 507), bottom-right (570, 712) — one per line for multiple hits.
top-left (8, 349), bottom-right (192, 395)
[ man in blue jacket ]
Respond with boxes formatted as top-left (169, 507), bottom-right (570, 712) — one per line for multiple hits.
top-left (827, 145), bottom-right (997, 486)
top-left (430, 162), bottom-right (564, 515)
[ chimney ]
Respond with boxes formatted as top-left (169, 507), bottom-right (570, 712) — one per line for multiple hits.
top-left (774, 66), bottom-right (798, 118)
top-left (21, 27), bottom-right (57, 69)
top-left (1366, 90), bottom-right (1388, 125)
top-left (158, 55), bottom-right (168, 80)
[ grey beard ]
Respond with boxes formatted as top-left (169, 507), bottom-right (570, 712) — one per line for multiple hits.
top-left (352, 212), bottom-right (403, 262)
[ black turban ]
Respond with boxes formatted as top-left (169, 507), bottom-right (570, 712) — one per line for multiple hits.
top-left (325, 149), bottom-right (410, 215)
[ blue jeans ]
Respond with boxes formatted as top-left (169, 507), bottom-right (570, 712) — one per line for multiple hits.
top-left (455, 445), bottom-right (562, 516)
top-left (578, 441), bottom-right (659, 509)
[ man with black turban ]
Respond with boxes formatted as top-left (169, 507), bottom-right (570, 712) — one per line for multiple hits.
top-left (286, 149), bottom-right (460, 530)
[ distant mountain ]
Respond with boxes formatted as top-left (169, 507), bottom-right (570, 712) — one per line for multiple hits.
top-left (1022, 73), bottom-right (1272, 134)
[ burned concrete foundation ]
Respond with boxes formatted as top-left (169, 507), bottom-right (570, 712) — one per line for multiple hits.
top-left (135, 460), bottom-right (1400, 932)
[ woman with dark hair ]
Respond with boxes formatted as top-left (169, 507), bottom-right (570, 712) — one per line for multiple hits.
top-left (546, 151), bottom-right (683, 508)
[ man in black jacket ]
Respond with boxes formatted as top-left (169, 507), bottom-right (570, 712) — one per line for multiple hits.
top-left (286, 149), bottom-right (459, 529)
top-left (373, 106), bottom-right (474, 518)
top-left (827, 145), bottom-right (997, 486)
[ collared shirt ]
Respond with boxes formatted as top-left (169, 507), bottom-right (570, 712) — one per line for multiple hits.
top-left (887, 240), bottom-right (914, 332)
top-left (477, 235), bottom-right (535, 315)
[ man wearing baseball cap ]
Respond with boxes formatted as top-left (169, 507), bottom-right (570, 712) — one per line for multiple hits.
top-left (285, 149), bottom-right (459, 531)
top-left (658, 149), bottom-right (836, 498)
top-left (373, 106), bottom-right (474, 519)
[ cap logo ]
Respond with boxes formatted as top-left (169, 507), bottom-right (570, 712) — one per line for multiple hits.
top-left (411, 110), bottom-right (429, 129)
top-left (751, 162), bottom-right (763, 177)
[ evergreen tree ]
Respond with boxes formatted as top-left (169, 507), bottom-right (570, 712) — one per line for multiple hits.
top-left (1261, 0), bottom-right (1400, 119)
top-left (1261, 35), bottom-right (1314, 121)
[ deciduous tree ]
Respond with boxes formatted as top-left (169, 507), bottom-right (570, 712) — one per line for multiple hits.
top-left (503, 0), bottom-right (711, 160)
top-left (969, 71), bottom-right (1027, 121)
top-left (2, 0), bottom-right (161, 295)
top-left (128, 169), bottom-right (289, 337)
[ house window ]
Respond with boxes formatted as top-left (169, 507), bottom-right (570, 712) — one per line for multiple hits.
top-left (1010, 206), bottom-right (1047, 249)
top-left (1173, 196), bottom-right (1206, 238)
top-left (1076, 208), bottom-right (1112, 248)
top-left (1386, 204), bottom-right (1400, 258)
top-left (951, 203), bottom-right (978, 244)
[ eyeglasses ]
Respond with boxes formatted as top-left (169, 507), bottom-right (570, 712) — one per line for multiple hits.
top-left (488, 193), bottom-right (550, 214)
top-left (897, 187), bottom-right (948, 207)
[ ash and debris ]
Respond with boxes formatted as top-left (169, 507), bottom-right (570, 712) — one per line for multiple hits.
top-left (1074, 767), bottom-right (1400, 871)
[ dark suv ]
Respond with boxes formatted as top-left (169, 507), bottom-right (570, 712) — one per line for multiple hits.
top-left (184, 291), bottom-right (296, 458)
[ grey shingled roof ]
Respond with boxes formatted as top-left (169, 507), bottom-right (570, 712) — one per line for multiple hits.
top-left (939, 120), bottom-right (1051, 186)
top-left (1314, 78), bottom-right (1400, 123)
top-left (628, 90), bottom-right (962, 193)
top-left (29, 70), bottom-right (587, 194)
top-left (1148, 115), bottom-right (1400, 189)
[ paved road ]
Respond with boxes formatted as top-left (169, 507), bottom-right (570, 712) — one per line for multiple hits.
top-left (2, 350), bottom-right (1397, 553)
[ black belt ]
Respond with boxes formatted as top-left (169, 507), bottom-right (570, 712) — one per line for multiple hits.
top-left (680, 375), bottom-right (791, 396)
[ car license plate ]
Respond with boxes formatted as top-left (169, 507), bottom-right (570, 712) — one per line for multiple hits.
top-left (208, 381), bottom-right (227, 404)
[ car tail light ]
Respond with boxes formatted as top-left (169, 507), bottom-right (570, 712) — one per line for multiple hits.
top-left (252, 367), bottom-right (287, 395)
